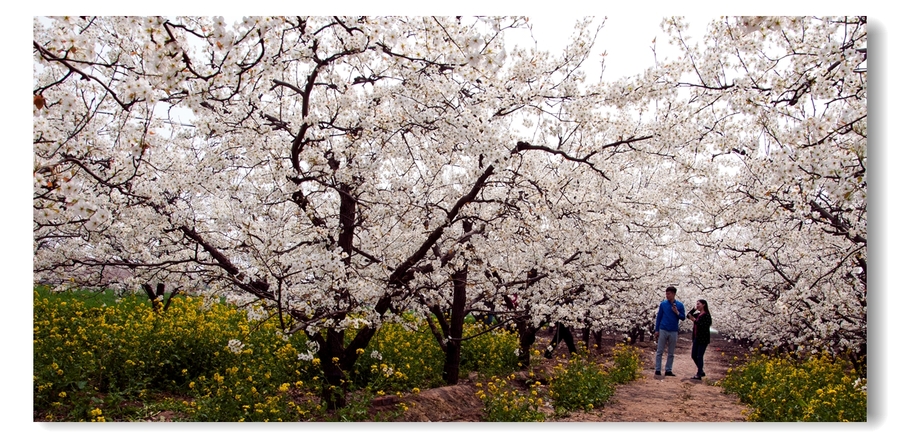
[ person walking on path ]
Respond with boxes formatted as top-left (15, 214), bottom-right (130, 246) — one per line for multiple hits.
top-left (544, 322), bottom-right (577, 358)
top-left (687, 299), bottom-right (713, 380)
top-left (654, 286), bottom-right (685, 376)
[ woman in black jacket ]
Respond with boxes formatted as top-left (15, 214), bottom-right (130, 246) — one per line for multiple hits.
top-left (687, 299), bottom-right (712, 380)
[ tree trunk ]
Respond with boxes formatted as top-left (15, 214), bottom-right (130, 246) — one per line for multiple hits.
top-left (306, 294), bottom-right (393, 411)
top-left (318, 328), bottom-right (348, 410)
top-left (337, 183), bottom-right (356, 264)
top-left (317, 183), bottom-right (357, 410)
top-left (516, 324), bottom-right (539, 368)
top-left (850, 342), bottom-right (867, 377)
top-left (629, 326), bottom-right (644, 344)
top-left (141, 283), bottom-right (179, 312)
top-left (442, 268), bottom-right (468, 384)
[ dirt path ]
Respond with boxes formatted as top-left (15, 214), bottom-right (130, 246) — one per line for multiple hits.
top-left (391, 331), bottom-right (750, 422)
top-left (582, 333), bottom-right (748, 422)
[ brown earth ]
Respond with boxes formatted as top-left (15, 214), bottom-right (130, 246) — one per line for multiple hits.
top-left (381, 329), bottom-right (751, 422)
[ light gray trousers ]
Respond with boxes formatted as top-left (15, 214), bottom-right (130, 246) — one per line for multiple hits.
top-left (655, 329), bottom-right (678, 372)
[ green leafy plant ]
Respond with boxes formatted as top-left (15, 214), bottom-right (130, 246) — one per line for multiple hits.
top-left (478, 375), bottom-right (546, 422)
top-left (546, 353), bottom-right (614, 415)
top-left (460, 323), bottom-right (520, 377)
top-left (718, 352), bottom-right (866, 421)
top-left (34, 289), bottom-right (530, 421)
top-left (608, 343), bottom-right (644, 384)
top-left (351, 315), bottom-right (445, 393)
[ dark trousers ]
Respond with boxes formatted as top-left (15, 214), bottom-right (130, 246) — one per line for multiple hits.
top-left (691, 341), bottom-right (709, 375)
top-left (547, 323), bottom-right (576, 356)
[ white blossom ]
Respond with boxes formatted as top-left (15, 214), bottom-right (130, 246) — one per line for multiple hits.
top-left (227, 339), bottom-right (244, 354)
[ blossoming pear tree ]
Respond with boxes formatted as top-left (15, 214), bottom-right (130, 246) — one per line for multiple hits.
top-left (33, 15), bottom-right (867, 408)
top-left (33, 16), bottom-right (678, 404)
top-left (644, 16), bottom-right (867, 364)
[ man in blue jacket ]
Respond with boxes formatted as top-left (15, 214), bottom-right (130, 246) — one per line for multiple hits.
top-left (654, 286), bottom-right (685, 376)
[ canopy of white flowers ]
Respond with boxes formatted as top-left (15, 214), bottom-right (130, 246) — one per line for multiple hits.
top-left (33, 16), bottom-right (866, 356)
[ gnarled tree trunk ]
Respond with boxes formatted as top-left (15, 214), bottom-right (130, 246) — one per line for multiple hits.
top-left (442, 268), bottom-right (468, 384)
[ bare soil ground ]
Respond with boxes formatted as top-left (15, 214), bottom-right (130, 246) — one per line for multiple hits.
top-left (572, 332), bottom-right (749, 422)
top-left (384, 329), bottom-right (750, 422)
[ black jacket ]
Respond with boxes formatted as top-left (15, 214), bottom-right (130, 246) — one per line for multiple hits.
top-left (691, 312), bottom-right (712, 345)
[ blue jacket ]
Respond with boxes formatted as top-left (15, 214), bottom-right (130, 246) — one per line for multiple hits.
top-left (655, 299), bottom-right (686, 332)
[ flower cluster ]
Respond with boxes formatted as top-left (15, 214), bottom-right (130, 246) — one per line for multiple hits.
top-left (33, 288), bottom-right (322, 421)
top-left (718, 352), bottom-right (866, 421)
top-left (34, 287), bottom-right (525, 421)
top-left (478, 376), bottom-right (546, 422)
top-left (608, 344), bottom-right (644, 384)
top-left (546, 353), bottom-right (615, 415)
top-left (227, 339), bottom-right (245, 354)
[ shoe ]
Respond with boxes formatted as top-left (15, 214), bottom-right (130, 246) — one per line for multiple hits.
top-left (698, 372), bottom-right (706, 377)
top-left (690, 375), bottom-right (702, 380)
top-left (665, 371), bottom-right (676, 376)
top-left (654, 370), bottom-right (661, 376)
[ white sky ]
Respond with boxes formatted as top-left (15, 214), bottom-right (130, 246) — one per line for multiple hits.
top-left (511, 15), bottom-right (706, 82)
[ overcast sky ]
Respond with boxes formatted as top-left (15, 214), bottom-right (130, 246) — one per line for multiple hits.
top-left (512, 15), bottom-right (710, 82)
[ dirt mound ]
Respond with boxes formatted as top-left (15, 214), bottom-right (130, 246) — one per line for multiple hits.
top-left (388, 384), bottom-right (484, 422)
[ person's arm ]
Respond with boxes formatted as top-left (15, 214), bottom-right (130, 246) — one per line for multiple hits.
top-left (677, 302), bottom-right (686, 321)
top-left (655, 304), bottom-right (663, 332)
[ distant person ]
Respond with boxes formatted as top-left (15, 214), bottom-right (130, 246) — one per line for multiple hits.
top-left (654, 286), bottom-right (685, 376)
top-left (687, 299), bottom-right (713, 380)
top-left (544, 322), bottom-right (576, 359)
